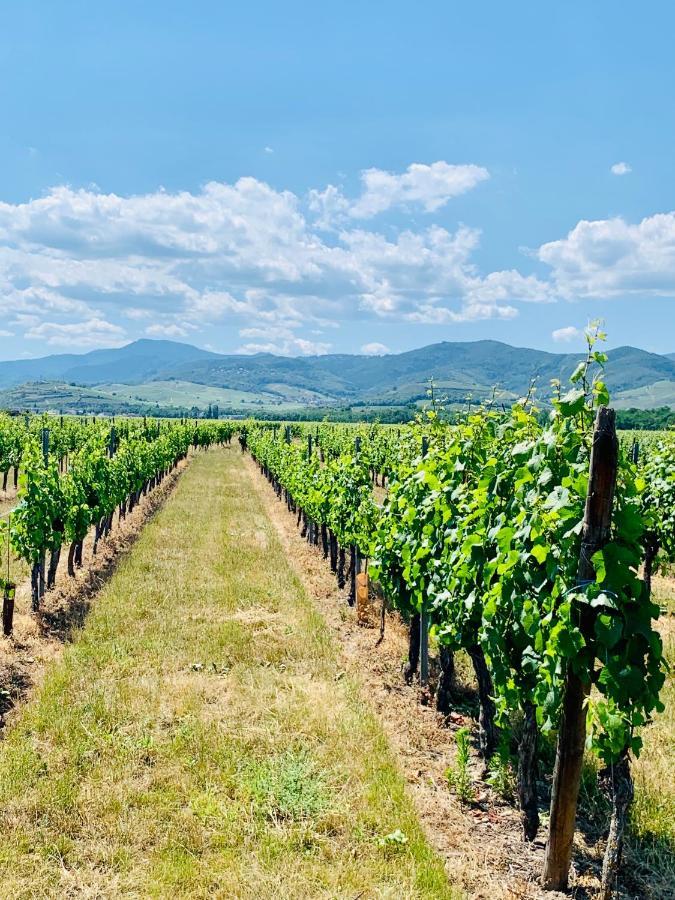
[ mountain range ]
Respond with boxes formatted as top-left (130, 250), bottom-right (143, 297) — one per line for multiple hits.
top-left (0, 338), bottom-right (674, 413)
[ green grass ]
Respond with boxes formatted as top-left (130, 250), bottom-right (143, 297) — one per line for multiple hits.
top-left (0, 378), bottom-right (337, 415)
top-left (98, 379), bottom-right (335, 409)
top-left (627, 573), bottom-right (675, 893)
top-left (98, 380), bottom-right (280, 407)
top-left (0, 448), bottom-right (453, 898)
top-left (614, 379), bottom-right (675, 409)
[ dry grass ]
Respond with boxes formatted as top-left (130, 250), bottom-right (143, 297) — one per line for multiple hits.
top-left (0, 448), bottom-right (453, 899)
top-left (628, 572), bottom-right (675, 895)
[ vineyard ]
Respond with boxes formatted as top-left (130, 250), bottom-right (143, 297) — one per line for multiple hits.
top-left (242, 341), bottom-right (675, 898)
top-left (0, 346), bottom-right (673, 897)
top-left (0, 415), bottom-right (234, 616)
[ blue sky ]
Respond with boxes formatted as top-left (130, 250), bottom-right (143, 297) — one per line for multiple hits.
top-left (0, 1), bottom-right (674, 360)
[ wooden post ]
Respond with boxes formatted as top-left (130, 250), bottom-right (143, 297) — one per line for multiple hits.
top-left (542, 407), bottom-right (618, 890)
top-left (356, 571), bottom-right (370, 624)
top-left (419, 434), bottom-right (430, 686)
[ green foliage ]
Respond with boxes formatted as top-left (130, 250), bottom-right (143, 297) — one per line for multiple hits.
top-left (370, 324), bottom-right (668, 767)
top-left (446, 728), bottom-right (474, 804)
top-left (377, 828), bottom-right (409, 850)
top-left (244, 750), bottom-right (328, 822)
top-left (249, 349), bottom-right (671, 771)
top-left (246, 423), bottom-right (384, 552)
top-left (616, 407), bottom-right (675, 430)
top-left (486, 740), bottom-right (516, 801)
top-left (1, 415), bottom-right (235, 568)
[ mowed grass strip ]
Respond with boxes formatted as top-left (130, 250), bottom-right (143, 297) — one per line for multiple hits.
top-left (0, 448), bottom-right (453, 899)
top-left (629, 575), bottom-right (675, 891)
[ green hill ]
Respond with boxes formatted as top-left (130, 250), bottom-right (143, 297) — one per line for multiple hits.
top-left (1, 338), bottom-right (674, 413)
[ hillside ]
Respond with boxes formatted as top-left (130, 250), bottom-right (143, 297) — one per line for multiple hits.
top-left (0, 340), bottom-right (218, 389)
top-left (1, 338), bottom-right (674, 412)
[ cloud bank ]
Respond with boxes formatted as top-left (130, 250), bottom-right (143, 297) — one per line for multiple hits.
top-left (0, 162), bottom-right (672, 355)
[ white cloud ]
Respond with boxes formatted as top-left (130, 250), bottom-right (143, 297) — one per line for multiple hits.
top-left (361, 342), bottom-right (390, 355)
top-left (122, 307), bottom-right (153, 320)
top-left (0, 172), bottom-right (552, 353)
top-left (309, 161), bottom-right (489, 226)
top-left (552, 325), bottom-right (583, 343)
top-left (611, 161), bottom-right (632, 176)
top-left (237, 325), bottom-right (330, 356)
top-left (351, 161), bottom-right (489, 218)
top-left (145, 323), bottom-right (194, 339)
top-left (537, 212), bottom-right (675, 298)
top-left (5, 173), bottom-right (672, 356)
top-left (24, 317), bottom-right (126, 349)
top-left (264, 146), bottom-right (274, 154)
top-left (307, 184), bottom-right (351, 230)
top-left (0, 329), bottom-right (13, 337)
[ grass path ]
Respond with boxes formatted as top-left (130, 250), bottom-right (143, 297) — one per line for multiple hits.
top-left (0, 448), bottom-right (453, 899)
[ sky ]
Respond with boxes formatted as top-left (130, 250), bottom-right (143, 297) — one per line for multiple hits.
top-left (0, 1), bottom-right (674, 361)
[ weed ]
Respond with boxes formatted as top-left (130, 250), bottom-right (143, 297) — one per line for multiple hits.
top-left (244, 749), bottom-right (328, 822)
top-left (378, 828), bottom-right (408, 851)
top-left (446, 727), bottom-right (474, 804)
top-left (486, 741), bottom-right (515, 802)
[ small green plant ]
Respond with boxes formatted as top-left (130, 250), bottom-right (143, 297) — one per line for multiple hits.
top-left (446, 727), bottom-right (474, 804)
top-left (245, 749), bottom-right (328, 822)
top-left (486, 740), bottom-right (515, 801)
top-left (377, 828), bottom-right (408, 850)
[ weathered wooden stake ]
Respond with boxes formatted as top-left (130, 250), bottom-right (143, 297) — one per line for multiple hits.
top-left (356, 571), bottom-right (370, 625)
top-left (542, 407), bottom-right (618, 890)
top-left (419, 432), bottom-right (431, 685)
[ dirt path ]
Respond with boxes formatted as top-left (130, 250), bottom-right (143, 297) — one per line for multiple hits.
top-left (0, 448), bottom-right (452, 899)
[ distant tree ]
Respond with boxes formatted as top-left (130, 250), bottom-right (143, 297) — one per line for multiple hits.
top-left (616, 406), bottom-right (675, 430)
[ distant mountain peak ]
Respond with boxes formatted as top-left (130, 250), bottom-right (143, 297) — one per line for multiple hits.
top-left (0, 337), bottom-right (673, 410)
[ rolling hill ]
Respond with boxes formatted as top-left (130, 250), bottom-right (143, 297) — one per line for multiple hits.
top-left (0, 340), bottom-right (218, 389)
top-left (1, 338), bottom-right (674, 413)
